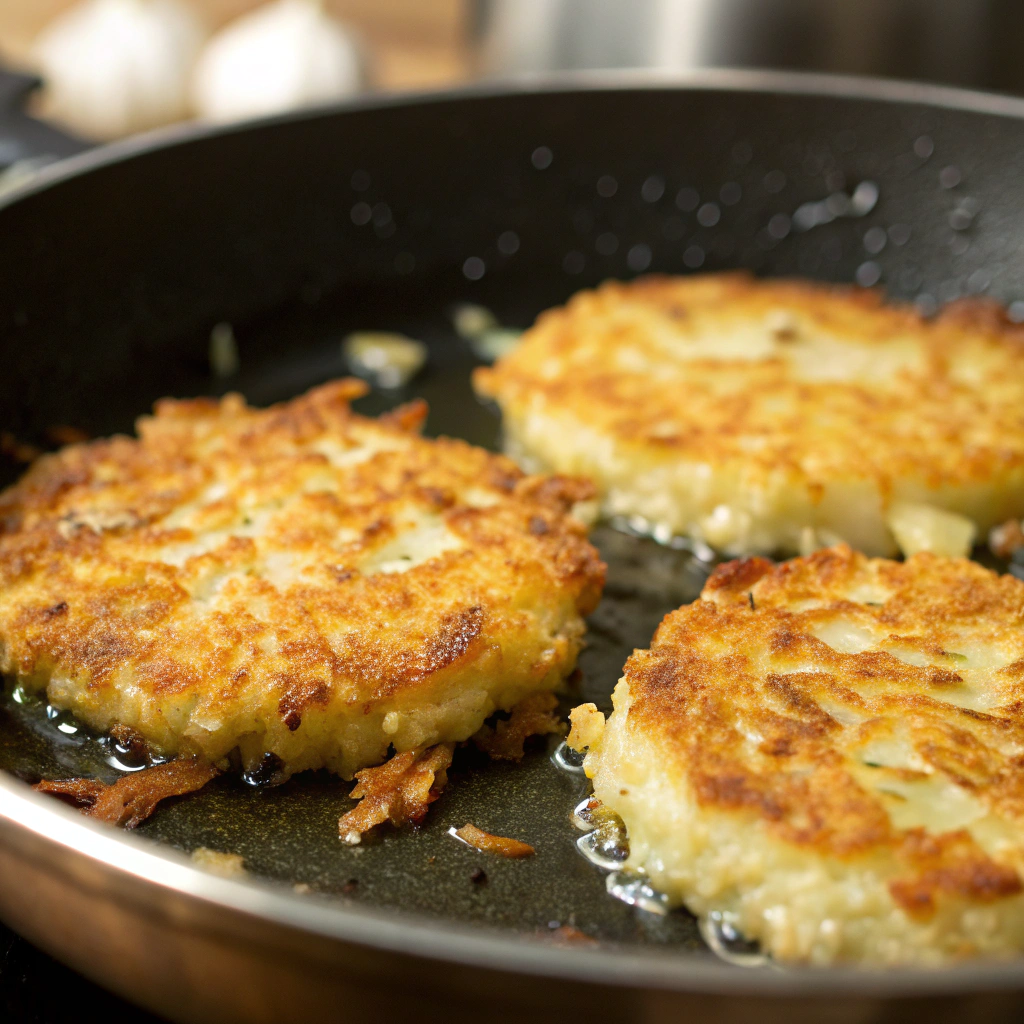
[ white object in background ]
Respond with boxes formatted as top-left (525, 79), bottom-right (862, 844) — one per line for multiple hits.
top-left (34, 0), bottom-right (206, 139)
top-left (192, 0), bottom-right (363, 124)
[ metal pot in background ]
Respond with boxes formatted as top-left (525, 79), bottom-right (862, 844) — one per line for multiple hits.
top-left (472, 0), bottom-right (1024, 95)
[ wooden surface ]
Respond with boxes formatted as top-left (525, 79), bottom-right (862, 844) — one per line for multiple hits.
top-left (0, 0), bottom-right (472, 92)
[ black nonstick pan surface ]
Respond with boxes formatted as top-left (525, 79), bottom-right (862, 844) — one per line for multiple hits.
top-left (4, 70), bottom-right (1024, 1023)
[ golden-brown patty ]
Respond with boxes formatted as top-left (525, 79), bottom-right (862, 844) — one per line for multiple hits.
top-left (0, 380), bottom-right (604, 779)
top-left (570, 546), bottom-right (1024, 964)
top-left (476, 273), bottom-right (1024, 556)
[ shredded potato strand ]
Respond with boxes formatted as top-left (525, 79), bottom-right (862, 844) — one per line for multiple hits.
top-left (473, 692), bottom-right (563, 761)
top-left (454, 822), bottom-right (535, 859)
top-left (339, 743), bottom-right (454, 841)
top-left (35, 757), bottom-right (220, 828)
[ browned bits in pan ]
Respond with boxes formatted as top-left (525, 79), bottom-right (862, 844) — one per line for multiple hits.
top-left (338, 743), bottom-right (454, 844)
top-left (452, 822), bottom-right (535, 859)
top-left (34, 757), bottom-right (220, 829)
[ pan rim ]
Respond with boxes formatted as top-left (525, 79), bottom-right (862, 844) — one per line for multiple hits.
top-left (6, 745), bottom-right (1024, 999)
top-left (4, 767), bottom-right (1024, 999)
top-left (5, 66), bottom-right (1024, 213)
top-left (4, 67), bottom-right (1024, 999)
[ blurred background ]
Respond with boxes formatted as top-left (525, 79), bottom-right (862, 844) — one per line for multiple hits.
top-left (4, 0), bottom-right (1024, 146)
top-left (0, 0), bottom-right (470, 101)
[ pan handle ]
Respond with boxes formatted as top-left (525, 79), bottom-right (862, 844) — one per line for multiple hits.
top-left (0, 67), bottom-right (91, 174)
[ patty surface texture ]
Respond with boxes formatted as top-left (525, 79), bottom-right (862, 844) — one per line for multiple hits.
top-left (0, 380), bottom-right (604, 778)
top-left (569, 545), bottom-right (1024, 965)
top-left (475, 273), bottom-right (1024, 556)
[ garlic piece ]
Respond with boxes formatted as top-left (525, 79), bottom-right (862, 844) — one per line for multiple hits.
top-left (451, 303), bottom-right (522, 363)
top-left (343, 332), bottom-right (427, 389)
top-left (192, 0), bottom-right (362, 124)
top-left (35, 0), bottom-right (205, 139)
top-left (209, 322), bottom-right (240, 378)
top-left (452, 303), bottom-right (498, 342)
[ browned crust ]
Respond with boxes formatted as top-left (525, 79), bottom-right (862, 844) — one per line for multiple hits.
top-left (621, 544), bottom-right (1024, 917)
top-left (0, 379), bottom-right (605, 769)
top-left (703, 555), bottom-right (774, 596)
top-left (891, 829), bottom-right (1023, 918)
top-left (472, 691), bottom-right (563, 760)
top-left (34, 757), bottom-right (220, 828)
top-left (475, 272), bottom-right (1024, 490)
top-left (935, 296), bottom-right (1024, 339)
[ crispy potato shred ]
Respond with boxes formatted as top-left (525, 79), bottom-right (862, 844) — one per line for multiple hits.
top-left (34, 757), bottom-right (220, 829)
top-left (453, 822), bottom-right (535, 859)
top-left (340, 693), bottom-right (567, 842)
top-left (472, 692), bottom-right (563, 761)
top-left (339, 743), bottom-right (454, 844)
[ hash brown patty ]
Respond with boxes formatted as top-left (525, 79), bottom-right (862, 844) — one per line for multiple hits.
top-left (0, 380), bottom-right (604, 779)
top-left (569, 545), bottom-right (1024, 965)
top-left (475, 273), bottom-right (1024, 556)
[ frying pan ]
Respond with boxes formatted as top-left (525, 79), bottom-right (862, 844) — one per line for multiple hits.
top-left (3, 68), bottom-right (1024, 1024)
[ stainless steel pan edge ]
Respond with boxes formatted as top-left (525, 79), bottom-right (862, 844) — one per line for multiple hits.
top-left (4, 706), bottom-right (1024, 1013)
top-left (4, 68), bottom-right (1024, 1020)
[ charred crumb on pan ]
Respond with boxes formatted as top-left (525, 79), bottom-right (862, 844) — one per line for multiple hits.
top-left (575, 545), bottom-right (1024, 965)
top-left (108, 722), bottom-right (153, 763)
top-left (476, 272), bottom-right (1024, 558)
top-left (341, 878), bottom-right (359, 894)
top-left (0, 379), bottom-right (604, 805)
top-left (470, 867), bottom-right (488, 885)
top-left (240, 751), bottom-right (288, 788)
